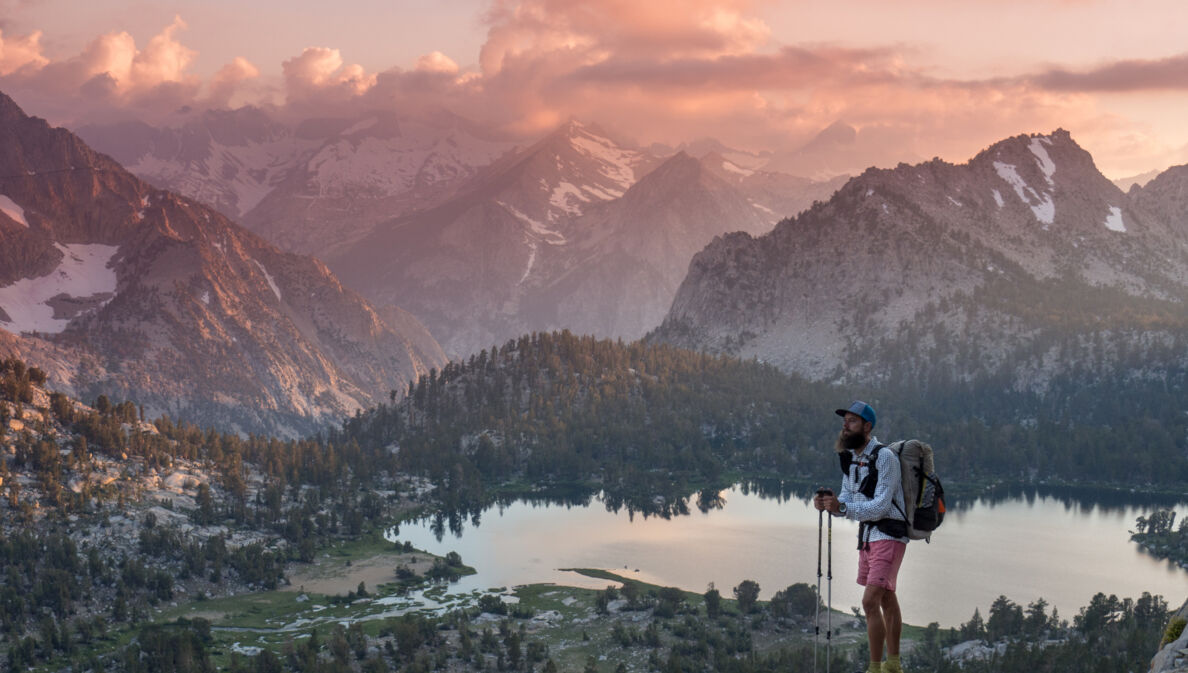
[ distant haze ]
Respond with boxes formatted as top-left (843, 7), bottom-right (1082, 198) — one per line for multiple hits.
top-left (2, 1), bottom-right (1188, 178)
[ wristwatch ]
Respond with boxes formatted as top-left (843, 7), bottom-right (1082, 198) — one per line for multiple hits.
top-left (837, 502), bottom-right (847, 516)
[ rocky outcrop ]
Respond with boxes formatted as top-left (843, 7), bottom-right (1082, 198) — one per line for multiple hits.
top-left (1151, 598), bottom-right (1188, 673)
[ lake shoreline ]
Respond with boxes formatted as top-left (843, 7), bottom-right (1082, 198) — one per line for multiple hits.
top-left (394, 483), bottom-right (1188, 628)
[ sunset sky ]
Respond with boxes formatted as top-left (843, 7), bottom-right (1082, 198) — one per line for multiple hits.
top-left (2, 0), bottom-right (1187, 177)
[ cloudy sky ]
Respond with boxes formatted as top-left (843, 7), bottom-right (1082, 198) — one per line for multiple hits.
top-left (2, 0), bottom-right (1187, 177)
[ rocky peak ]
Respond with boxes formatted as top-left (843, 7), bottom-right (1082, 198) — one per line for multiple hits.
top-left (801, 120), bottom-right (858, 152)
top-left (654, 127), bottom-right (1188, 384)
top-left (619, 151), bottom-right (703, 199)
top-left (693, 151), bottom-right (756, 184)
top-left (0, 91), bottom-right (29, 123)
top-left (1129, 163), bottom-right (1188, 229)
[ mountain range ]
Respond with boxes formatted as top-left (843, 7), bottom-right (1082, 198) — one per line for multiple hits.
top-left (0, 91), bottom-right (445, 437)
top-left (79, 112), bottom-right (847, 357)
top-left (653, 129), bottom-right (1188, 390)
top-left (77, 107), bottom-right (516, 260)
top-left (26, 88), bottom-right (1188, 426)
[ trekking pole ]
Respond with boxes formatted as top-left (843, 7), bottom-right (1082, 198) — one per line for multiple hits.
top-left (814, 506), bottom-right (823, 673)
top-left (826, 507), bottom-right (833, 673)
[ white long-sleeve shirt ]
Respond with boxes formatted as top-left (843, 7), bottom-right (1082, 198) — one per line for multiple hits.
top-left (836, 437), bottom-right (910, 546)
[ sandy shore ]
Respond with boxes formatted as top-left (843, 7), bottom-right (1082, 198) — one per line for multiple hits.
top-left (282, 552), bottom-right (436, 596)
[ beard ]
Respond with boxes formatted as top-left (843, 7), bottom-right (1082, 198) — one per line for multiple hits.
top-left (837, 428), bottom-right (867, 451)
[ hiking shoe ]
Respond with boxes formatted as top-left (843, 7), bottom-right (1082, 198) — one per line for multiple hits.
top-left (883, 661), bottom-right (903, 673)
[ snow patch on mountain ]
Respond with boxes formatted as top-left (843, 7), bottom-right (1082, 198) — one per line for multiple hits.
top-left (722, 160), bottom-right (754, 177)
top-left (0, 243), bottom-right (120, 334)
top-left (1105, 206), bottom-right (1127, 232)
top-left (309, 137), bottom-right (422, 196)
top-left (519, 240), bottom-right (538, 285)
top-left (581, 184), bottom-right (624, 200)
top-left (309, 130), bottom-right (509, 197)
top-left (752, 201), bottom-right (775, 215)
top-left (130, 137), bottom-right (307, 216)
top-left (569, 133), bottom-right (637, 189)
top-left (1029, 137), bottom-right (1056, 185)
top-left (498, 201), bottom-right (567, 244)
top-left (252, 260), bottom-right (282, 302)
top-left (549, 182), bottom-right (591, 217)
top-left (992, 189), bottom-right (1004, 207)
top-left (0, 194), bottom-right (28, 227)
top-left (994, 161), bottom-right (1055, 225)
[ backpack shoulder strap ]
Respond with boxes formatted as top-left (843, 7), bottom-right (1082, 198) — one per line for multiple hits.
top-left (868, 444), bottom-right (885, 474)
top-left (855, 444), bottom-right (884, 498)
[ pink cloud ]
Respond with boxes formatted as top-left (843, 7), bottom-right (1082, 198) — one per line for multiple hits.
top-left (1, 2), bottom-right (1184, 175)
top-left (129, 15), bottom-right (196, 89)
top-left (480, 0), bottom-right (770, 70)
top-left (415, 51), bottom-right (460, 75)
top-left (33, 16), bottom-right (197, 97)
top-left (1028, 53), bottom-right (1188, 92)
top-left (208, 56), bottom-right (261, 108)
top-left (281, 47), bottom-right (377, 110)
top-left (0, 16), bottom-right (256, 121)
top-left (564, 45), bottom-right (907, 91)
top-left (0, 28), bottom-right (48, 76)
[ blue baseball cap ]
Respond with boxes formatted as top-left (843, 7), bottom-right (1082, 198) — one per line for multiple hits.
top-left (835, 400), bottom-right (876, 427)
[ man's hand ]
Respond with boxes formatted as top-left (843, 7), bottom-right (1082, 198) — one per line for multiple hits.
top-left (813, 488), bottom-right (839, 514)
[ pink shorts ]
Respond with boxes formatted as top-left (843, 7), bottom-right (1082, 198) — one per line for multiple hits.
top-left (857, 540), bottom-right (906, 591)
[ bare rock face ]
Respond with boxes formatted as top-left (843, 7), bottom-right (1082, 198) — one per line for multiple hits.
top-left (653, 130), bottom-right (1188, 387)
top-left (1150, 598), bottom-right (1188, 673)
top-left (0, 91), bottom-right (445, 437)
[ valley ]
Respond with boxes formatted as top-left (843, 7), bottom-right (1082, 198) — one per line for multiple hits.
top-left (3, 87), bottom-right (1188, 673)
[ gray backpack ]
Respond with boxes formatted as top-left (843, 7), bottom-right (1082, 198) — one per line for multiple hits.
top-left (878, 440), bottom-right (946, 542)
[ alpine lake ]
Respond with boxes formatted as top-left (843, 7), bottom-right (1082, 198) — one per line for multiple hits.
top-left (391, 483), bottom-right (1188, 628)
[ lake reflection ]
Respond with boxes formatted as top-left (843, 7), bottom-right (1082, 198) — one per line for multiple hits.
top-left (391, 486), bottom-right (1188, 627)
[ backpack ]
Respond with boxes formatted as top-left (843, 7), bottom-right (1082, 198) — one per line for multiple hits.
top-left (880, 439), bottom-right (946, 542)
top-left (839, 439), bottom-right (946, 542)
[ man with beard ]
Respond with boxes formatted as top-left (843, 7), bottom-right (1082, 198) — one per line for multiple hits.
top-left (814, 400), bottom-right (909, 673)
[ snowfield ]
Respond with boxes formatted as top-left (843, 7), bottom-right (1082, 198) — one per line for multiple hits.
top-left (130, 138), bottom-right (308, 217)
top-left (309, 128), bottom-right (509, 198)
top-left (994, 161), bottom-right (1055, 225)
top-left (569, 131), bottom-right (637, 189)
top-left (1029, 136), bottom-right (1056, 185)
top-left (1105, 206), bottom-right (1127, 232)
top-left (0, 243), bottom-right (120, 334)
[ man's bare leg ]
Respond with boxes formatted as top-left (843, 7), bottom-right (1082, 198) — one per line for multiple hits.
top-left (862, 585), bottom-right (887, 664)
top-left (882, 589), bottom-right (901, 656)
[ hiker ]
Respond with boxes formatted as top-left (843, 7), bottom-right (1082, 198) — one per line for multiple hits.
top-left (814, 400), bottom-right (909, 673)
